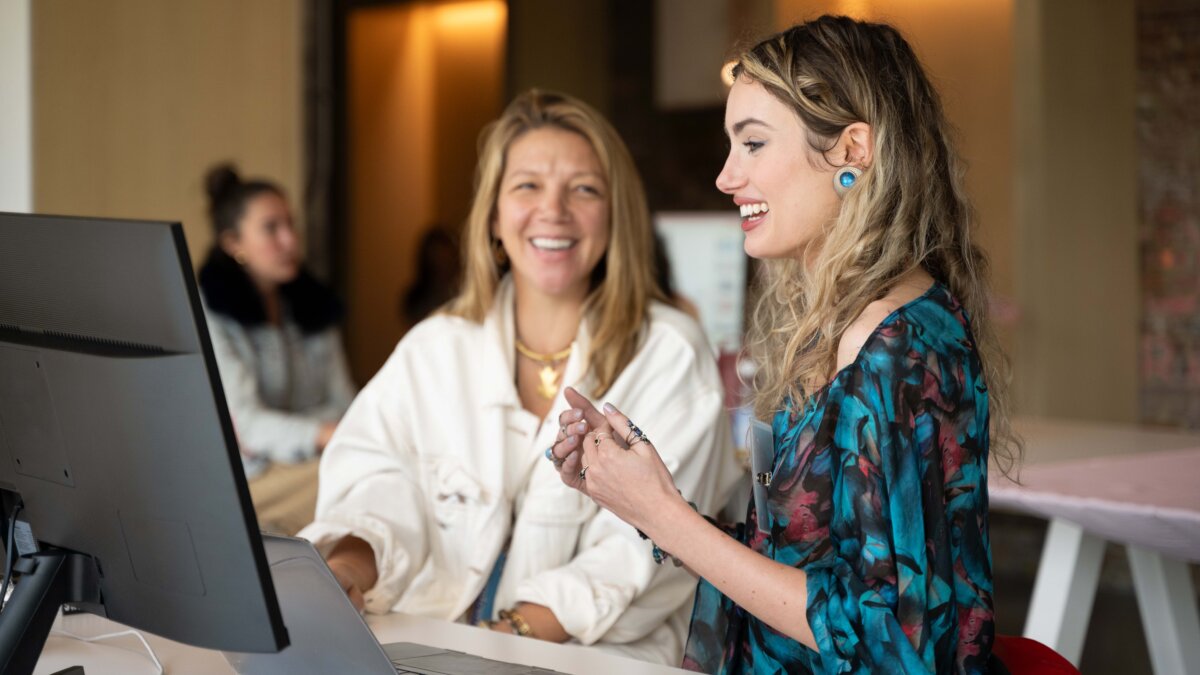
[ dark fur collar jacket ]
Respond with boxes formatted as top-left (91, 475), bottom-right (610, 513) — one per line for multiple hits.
top-left (198, 249), bottom-right (344, 335)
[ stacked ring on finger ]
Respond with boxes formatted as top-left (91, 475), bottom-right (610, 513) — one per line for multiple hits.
top-left (625, 420), bottom-right (647, 446)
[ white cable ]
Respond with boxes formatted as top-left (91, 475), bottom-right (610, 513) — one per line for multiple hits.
top-left (50, 626), bottom-right (165, 674)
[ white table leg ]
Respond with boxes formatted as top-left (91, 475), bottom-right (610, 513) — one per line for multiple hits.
top-left (1023, 517), bottom-right (1105, 665)
top-left (1126, 545), bottom-right (1200, 675)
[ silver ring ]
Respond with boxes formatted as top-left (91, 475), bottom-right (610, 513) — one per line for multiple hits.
top-left (629, 436), bottom-right (651, 448)
top-left (579, 465), bottom-right (589, 480)
top-left (593, 433), bottom-right (610, 447)
top-left (625, 420), bottom-right (645, 445)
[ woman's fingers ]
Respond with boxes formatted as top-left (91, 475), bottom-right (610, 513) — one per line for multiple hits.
top-left (551, 388), bottom-right (639, 494)
top-left (551, 420), bottom-right (588, 461)
top-left (328, 560), bottom-right (366, 612)
top-left (565, 387), bottom-right (612, 433)
top-left (558, 437), bottom-right (589, 494)
top-left (548, 388), bottom-right (622, 467)
top-left (599, 401), bottom-right (654, 456)
top-left (557, 407), bottom-right (583, 434)
top-left (347, 586), bottom-right (365, 613)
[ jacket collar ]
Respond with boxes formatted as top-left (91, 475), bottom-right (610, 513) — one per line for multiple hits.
top-left (478, 275), bottom-right (592, 409)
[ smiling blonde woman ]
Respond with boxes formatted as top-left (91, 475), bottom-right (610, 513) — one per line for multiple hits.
top-left (300, 90), bottom-right (742, 665)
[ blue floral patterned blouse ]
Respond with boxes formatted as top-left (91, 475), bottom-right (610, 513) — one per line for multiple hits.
top-left (683, 282), bottom-right (994, 674)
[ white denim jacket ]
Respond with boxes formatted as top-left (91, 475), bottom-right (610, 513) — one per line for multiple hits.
top-left (300, 278), bottom-right (742, 664)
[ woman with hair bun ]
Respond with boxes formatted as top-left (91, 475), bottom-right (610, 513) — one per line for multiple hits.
top-left (551, 16), bottom-right (1018, 674)
top-left (199, 163), bottom-right (355, 536)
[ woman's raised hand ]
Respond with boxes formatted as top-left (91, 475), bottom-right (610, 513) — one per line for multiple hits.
top-left (549, 388), bottom-right (681, 534)
top-left (548, 387), bottom-right (611, 494)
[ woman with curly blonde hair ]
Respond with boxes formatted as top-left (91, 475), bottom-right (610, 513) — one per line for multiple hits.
top-left (551, 15), bottom-right (1016, 673)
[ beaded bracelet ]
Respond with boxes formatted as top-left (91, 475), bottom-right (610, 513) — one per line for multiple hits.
top-left (497, 607), bottom-right (534, 637)
top-left (636, 499), bottom-right (699, 567)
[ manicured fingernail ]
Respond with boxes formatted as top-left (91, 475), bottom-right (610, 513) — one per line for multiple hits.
top-left (603, 402), bottom-right (616, 414)
top-left (544, 447), bottom-right (553, 460)
top-left (568, 409), bottom-right (583, 420)
top-left (573, 421), bottom-right (588, 434)
top-left (565, 435), bottom-right (578, 446)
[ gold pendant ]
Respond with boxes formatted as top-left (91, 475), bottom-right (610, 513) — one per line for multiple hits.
top-left (536, 365), bottom-right (560, 399)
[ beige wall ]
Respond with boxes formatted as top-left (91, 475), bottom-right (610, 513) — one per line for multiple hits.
top-left (774, 0), bottom-right (1016, 315)
top-left (1014, 0), bottom-right (1138, 422)
top-left (33, 0), bottom-right (303, 268)
top-left (345, 1), bottom-right (505, 384)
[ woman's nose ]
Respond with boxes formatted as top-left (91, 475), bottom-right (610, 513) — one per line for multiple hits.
top-left (539, 187), bottom-right (568, 219)
top-left (715, 154), bottom-right (744, 194)
top-left (277, 223), bottom-right (299, 251)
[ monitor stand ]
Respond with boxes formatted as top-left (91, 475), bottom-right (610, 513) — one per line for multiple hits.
top-left (0, 549), bottom-right (101, 675)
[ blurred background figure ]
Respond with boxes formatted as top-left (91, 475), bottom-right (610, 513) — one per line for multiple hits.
top-left (399, 224), bottom-right (461, 332)
top-left (199, 163), bottom-right (356, 536)
top-left (652, 232), bottom-right (700, 321)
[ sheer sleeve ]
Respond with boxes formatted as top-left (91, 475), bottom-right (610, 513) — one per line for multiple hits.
top-left (801, 340), bottom-right (993, 675)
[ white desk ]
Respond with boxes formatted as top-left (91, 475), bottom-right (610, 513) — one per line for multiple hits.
top-left (35, 611), bottom-right (690, 675)
top-left (991, 417), bottom-right (1200, 675)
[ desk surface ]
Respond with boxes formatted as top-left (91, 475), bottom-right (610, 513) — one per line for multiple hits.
top-left (1009, 416), bottom-right (1200, 466)
top-left (992, 417), bottom-right (1200, 561)
top-left (35, 612), bottom-right (689, 675)
top-left (996, 418), bottom-right (1200, 671)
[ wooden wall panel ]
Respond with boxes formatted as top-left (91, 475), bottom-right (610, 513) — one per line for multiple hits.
top-left (33, 0), bottom-right (303, 269)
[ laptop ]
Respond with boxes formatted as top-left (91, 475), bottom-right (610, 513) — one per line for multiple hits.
top-left (223, 534), bottom-right (563, 675)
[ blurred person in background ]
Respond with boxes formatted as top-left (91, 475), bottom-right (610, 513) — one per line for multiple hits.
top-left (199, 163), bottom-right (356, 536)
top-left (399, 224), bottom-right (461, 332)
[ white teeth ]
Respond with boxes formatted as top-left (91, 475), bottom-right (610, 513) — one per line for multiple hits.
top-left (531, 237), bottom-right (576, 251)
top-left (739, 202), bottom-right (769, 218)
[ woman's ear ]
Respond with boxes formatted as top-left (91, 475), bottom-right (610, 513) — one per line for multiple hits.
top-left (218, 230), bottom-right (241, 259)
top-left (837, 122), bottom-right (874, 169)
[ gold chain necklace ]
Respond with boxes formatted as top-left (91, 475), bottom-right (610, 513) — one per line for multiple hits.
top-left (515, 338), bottom-right (572, 399)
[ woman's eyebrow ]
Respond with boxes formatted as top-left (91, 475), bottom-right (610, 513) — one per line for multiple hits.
top-left (729, 117), bottom-right (772, 135)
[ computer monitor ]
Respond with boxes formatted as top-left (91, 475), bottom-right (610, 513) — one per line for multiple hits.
top-left (0, 213), bottom-right (288, 674)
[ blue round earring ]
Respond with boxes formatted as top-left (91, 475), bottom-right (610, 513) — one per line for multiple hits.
top-left (833, 166), bottom-right (862, 197)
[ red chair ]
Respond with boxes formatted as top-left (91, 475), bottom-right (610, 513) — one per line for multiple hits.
top-left (993, 635), bottom-right (1080, 675)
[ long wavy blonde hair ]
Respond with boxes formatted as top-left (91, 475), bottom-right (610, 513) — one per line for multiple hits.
top-left (446, 90), bottom-right (664, 398)
top-left (737, 16), bottom-right (1018, 472)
